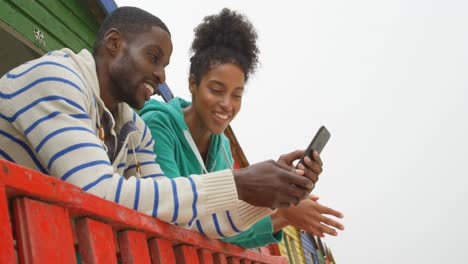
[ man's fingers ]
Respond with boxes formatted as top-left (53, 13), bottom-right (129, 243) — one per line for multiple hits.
top-left (313, 151), bottom-right (323, 166)
top-left (289, 150), bottom-right (305, 162)
top-left (273, 159), bottom-right (296, 172)
top-left (278, 150), bottom-right (304, 165)
top-left (286, 185), bottom-right (309, 204)
top-left (288, 173), bottom-right (314, 191)
top-left (303, 170), bottom-right (318, 183)
top-left (303, 156), bottom-right (323, 175)
top-left (276, 202), bottom-right (292, 209)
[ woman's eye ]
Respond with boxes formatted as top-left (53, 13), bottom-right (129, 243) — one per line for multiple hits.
top-left (209, 88), bottom-right (222, 94)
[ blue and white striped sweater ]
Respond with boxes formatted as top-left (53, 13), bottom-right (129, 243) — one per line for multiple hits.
top-left (0, 48), bottom-right (272, 238)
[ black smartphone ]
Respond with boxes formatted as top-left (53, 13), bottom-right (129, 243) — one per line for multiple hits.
top-left (296, 126), bottom-right (331, 168)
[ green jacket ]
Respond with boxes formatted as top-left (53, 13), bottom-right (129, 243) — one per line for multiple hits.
top-left (140, 97), bottom-right (282, 248)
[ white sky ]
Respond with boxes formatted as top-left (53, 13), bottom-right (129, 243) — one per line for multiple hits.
top-left (116, 1), bottom-right (468, 262)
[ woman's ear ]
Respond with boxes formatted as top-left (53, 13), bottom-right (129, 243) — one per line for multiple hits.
top-left (188, 75), bottom-right (197, 94)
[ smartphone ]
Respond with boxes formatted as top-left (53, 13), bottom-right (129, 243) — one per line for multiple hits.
top-left (296, 126), bottom-right (331, 168)
top-left (158, 83), bottom-right (175, 102)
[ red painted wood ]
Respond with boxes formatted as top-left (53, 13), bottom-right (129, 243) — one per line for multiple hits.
top-left (213, 253), bottom-right (228, 264)
top-left (175, 245), bottom-right (200, 264)
top-left (76, 217), bottom-right (117, 263)
top-left (118, 230), bottom-right (151, 264)
top-left (198, 249), bottom-right (214, 264)
top-left (269, 244), bottom-right (282, 256)
top-left (228, 257), bottom-right (241, 264)
top-left (148, 238), bottom-right (176, 264)
top-left (13, 197), bottom-right (76, 263)
top-left (258, 247), bottom-right (271, 255)
top-left (0, 185), bottom-right (16, 263)
top-left (0, 160), bottom-right (288, 264)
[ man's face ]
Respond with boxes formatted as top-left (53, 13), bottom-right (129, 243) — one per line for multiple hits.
top-left (110, 26), bottom-right (173, 109)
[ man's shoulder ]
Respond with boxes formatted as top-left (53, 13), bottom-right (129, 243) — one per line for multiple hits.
top-left (2, 49), bottom-right (87, 82)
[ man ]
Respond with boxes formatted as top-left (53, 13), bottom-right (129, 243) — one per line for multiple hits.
top-left (0, 7), bottom-right (319, 238)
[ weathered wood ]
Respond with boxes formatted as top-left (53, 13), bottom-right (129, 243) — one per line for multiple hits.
top-left (76, 217), bottom-right (117, 263)
top-left (213, 253), bottom-right (228, 264)
top-left (13, 197), bottom-right (76, 263)
top-left (0, 160), bottom-right (288, 264)
top-left (118, 230), bottom-right (151, 264)
top-left (258, 247), bottom-right (271, 255)
top-left (175, 245), bottom-right (200, 264)
top-left (148, 238), bottom-right (176, 264)
top-left (198, 249), bottom-right (214, 264)
top-left (0, 185), bottom-right (16, 263)
top-left (228, 257), bottom-right (241, 264)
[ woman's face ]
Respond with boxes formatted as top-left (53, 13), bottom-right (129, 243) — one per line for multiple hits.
top-left (191, 63), bottom-right (245, 135)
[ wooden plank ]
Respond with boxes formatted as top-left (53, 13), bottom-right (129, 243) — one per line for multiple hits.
top-left (198, 249), bottom-right (214, 264)
top-left (0, 160), bottom-right (286, 264)
top-left (76, 217), bottom-right (117, 263)
top-left (228, 258), bottom-right (241, 264)
top-left (213, 253), bottom-right (228, 264)
top-left (0, 185), bottom-right (16, 263)
top-left (36, 0), bottom-right (97, 45)
top-left (258, 247), bottom-right (271, 255)
top-left (0, 1), bottom-right (58, 52)
top-left (269, 244), bottom-right (282, 256)
top-left (148, 238), bottom-right (176, 264)
top-left (8, 0), bottom-right (90, 51)
top-left (13, 197), bottom-right (76, 263)
top-left (174, 245), bottom-right (200, 264)
top-left (57, 0), bottom-right (100, 32)
top-left (118, 230), bottom-right (151, 264)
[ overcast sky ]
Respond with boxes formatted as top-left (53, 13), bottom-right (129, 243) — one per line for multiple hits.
top-left (116, 0), bottom-right (468, 262)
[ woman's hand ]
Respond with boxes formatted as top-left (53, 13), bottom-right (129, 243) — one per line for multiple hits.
top-left (274, 196), bottom-right (344, 237)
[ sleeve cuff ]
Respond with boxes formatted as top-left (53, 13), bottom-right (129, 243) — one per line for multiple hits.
top-left (194, 169), bottom-right (239, 213)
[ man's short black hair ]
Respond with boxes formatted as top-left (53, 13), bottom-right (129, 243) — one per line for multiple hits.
top-left (93, 6), bottom-right (170, 55)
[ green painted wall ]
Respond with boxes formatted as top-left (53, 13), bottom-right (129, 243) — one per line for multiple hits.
top-left (0, 0), bottom-right (99, 52)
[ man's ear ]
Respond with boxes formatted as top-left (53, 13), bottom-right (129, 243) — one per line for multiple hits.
top-left (104, 28), bottom-right (122, 56)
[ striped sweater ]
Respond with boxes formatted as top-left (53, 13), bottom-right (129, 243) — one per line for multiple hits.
top-left (0, 48), bottom-right (272, 238)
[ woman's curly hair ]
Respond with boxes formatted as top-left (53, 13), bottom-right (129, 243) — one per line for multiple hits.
top-left (189, 8), bottom-right (259, 84)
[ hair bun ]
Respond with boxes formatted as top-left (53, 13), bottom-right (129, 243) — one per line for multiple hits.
top-left (191, 8), bottom-right (259, 72)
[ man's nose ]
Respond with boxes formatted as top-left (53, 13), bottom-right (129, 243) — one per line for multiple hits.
top-left (153, 67), bottom-right (166, 84)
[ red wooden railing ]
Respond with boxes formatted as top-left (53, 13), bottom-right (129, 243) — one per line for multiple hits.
top-left (0, 160), bottom-right (288, 263)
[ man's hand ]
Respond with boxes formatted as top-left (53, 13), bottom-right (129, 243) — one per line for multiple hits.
top-left (276, 196), bottom-right (344, 237)
top-left (278, 149), bottom-right (323, 184)
top-left (233, 160), bottom-right (314, 208)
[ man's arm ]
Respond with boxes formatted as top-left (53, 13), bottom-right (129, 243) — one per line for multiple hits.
top-left (2, 59), bottom-right (248, 237)
top-left (4, 55), bottom-right (314, 238)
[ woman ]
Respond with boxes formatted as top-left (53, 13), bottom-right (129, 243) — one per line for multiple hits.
top-left (140, 8), bottom-right (343, 248)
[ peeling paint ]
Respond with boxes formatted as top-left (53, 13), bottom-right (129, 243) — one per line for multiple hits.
top-left (2, 163), bottom-right (9, 175)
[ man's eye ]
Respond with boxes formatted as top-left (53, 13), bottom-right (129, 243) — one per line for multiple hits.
top-left (149, 53), bottom-right (159, 63)
top-left (233, 94), bottom-right (243, 99)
